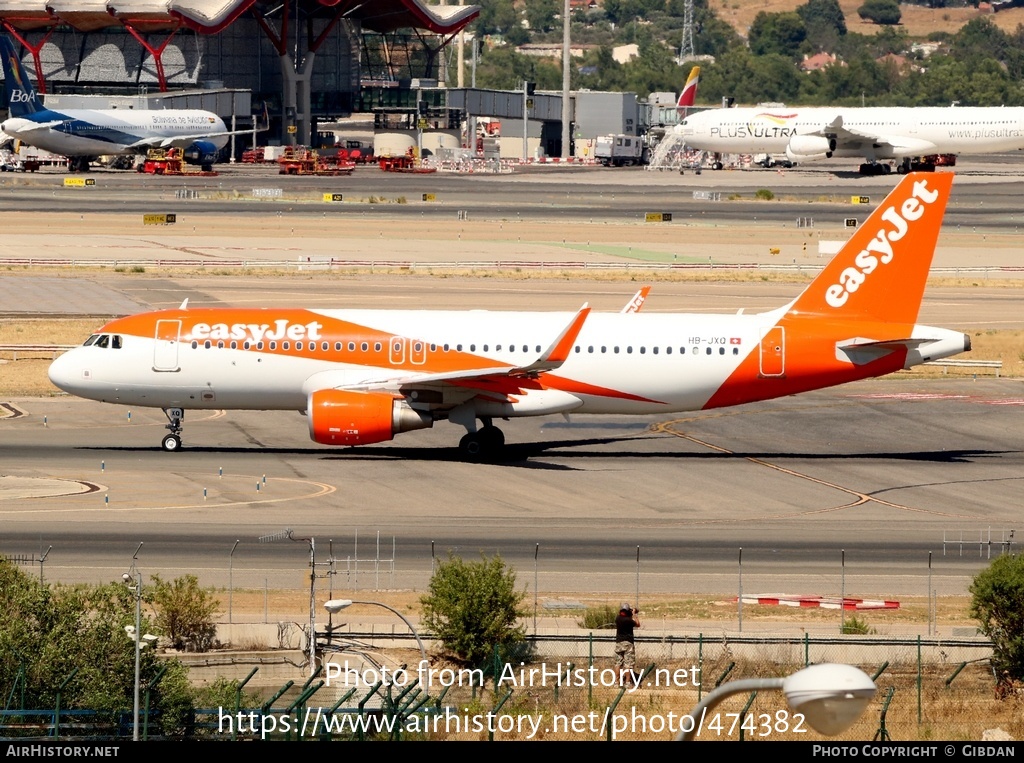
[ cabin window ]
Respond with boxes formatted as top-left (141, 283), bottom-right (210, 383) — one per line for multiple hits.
top-left (244, 341), bottom-right (251, 350)
top-left (204, 340), bottom-right (212, 349)
top-left (282, 341), bottom-right (289, 350)
top-left (706, 347), bottom-right (712, 355)
top-left (191, 340), bottom-right (198, 349)
top-left (335, 342), bottom-right (342, 351)
top-left (361, 342), bottom-right (369, 352)
top-left (231, 341), bottom-right (238, 350)
top-left (296, 341), bottom-right (303, 350)
top-left (323, 342), bottom-right (329, 351)
top-left (217, 341), bottom-right (225, 349)
top-left (348, 342), bottom-right (355, 351)
top-left (374, 342), bottom-right (382, 352)
top-left (257, 342), bottom-right (264, 350)
top-left (733, 347), bottom-right (739, 355)
top-left (719, 347), bottom-right (725, 355)
top-left (640, 347), bottom-right (646, 354)
top-left (269, 341), bottom-right (276, 350)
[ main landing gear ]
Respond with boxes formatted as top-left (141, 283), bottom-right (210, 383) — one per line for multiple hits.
top-left (161, 407), bottom-right (184, 452)
top-left (458, 420), bottom-right (506, 461)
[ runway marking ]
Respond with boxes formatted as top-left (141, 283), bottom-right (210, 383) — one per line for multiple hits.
top-left (0, 474), bottom-right (336, 516)
top-left (652, 420), bottom-right (978, 522)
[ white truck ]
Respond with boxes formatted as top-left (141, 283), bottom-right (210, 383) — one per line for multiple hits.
top-left (595, 134), bottom-right (645, 167)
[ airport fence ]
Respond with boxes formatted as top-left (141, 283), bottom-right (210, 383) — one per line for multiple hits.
top-left (0, 633), bottom-right (1013, 741)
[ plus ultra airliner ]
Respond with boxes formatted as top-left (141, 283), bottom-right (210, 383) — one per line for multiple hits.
top-left (48, 172), bottom-right (969, 458)
top-left (677, 104), bottom-right (1024, 174)
top-left (1, 35), bottom-right (233, 172)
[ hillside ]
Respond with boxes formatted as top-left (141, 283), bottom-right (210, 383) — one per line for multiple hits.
top-left (717, 0), bottom-right (1024, 38)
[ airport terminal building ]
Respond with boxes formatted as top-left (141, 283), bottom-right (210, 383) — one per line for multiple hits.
top-left (0, 0), bottom-right (480, 144)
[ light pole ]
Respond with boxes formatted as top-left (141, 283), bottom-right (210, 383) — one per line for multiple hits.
top-left (675, 663), bottom-right (875, 741)
top-left (121, 568), bottom-right (155, 741)
top-left (323, 599), bottom-right (428, 664)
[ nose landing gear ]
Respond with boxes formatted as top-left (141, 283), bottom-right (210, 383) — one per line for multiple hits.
top-left (161, 408), bottom-right (184, 452)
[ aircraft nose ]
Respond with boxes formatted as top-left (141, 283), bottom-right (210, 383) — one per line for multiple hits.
top-left (48, 350), bottom-right (87, 394)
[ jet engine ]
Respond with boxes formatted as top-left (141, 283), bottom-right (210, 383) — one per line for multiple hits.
top-left (182, 140), bottom-right (220, 168)
top-left (785, 135), bottom-right (836, 162)
top-left (308, 389), bottom-right (432, 445)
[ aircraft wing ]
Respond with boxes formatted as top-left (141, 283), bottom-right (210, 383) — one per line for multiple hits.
top-left (127, 130), bottom-right (246, 151)
top-left (808, 116), bottom-right (940, 156)
top-left (304, 305), bottom-right (591, 398)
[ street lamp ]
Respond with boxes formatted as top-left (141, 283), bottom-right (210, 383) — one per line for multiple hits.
top-left (675, 663), bottom-right (876, 741)
top-left (323, 598), bottom-right (428, 664)
top-left (121, 570), bottom-right (156, 741)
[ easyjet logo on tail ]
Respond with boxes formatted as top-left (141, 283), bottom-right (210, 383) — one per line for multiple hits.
top-left (824, 179), bottom-right (940, 309)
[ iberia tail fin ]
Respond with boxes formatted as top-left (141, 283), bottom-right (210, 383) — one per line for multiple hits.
top-left (788, 172), bottom-right (952, 326)
top-left (676, 66), bottom-right (700, 112)
top-left (0, 35), bottom-right (43, 117)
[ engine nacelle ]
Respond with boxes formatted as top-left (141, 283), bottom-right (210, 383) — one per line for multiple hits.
top-left (786, 135), bottom-right (835, 160)
top-left (308, 389), bottom-right (431, 446)
top-left (182, 140), bottom-right (219, 167)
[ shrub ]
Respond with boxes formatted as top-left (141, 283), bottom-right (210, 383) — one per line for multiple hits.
top-left (970, 554), bottom-right (1024, 684)
top-left (841, 614), bottom-right (876, 635)
top-left (755, 188), bottom-right (775, 201)
top-left (577, 604), bottom-right (618, 629)
top-left (148, 574), bottom-right (219, 652)
top-left (421, 552), bottom-right (526, 665)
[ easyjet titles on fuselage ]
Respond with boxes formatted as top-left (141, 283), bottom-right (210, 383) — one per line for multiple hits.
top-left (824, 178), bottom-right (940, 309)
top-left (190, 320), bottom-right (324, 343)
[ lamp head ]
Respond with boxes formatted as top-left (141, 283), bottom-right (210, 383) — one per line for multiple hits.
top-left (783, 664), bottom-right (876, 736)
top-left (324, 599), bottom-right (353, 614)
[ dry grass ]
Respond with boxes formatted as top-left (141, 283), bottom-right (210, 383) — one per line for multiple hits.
top-left (717, 0), bottom-right (1024, 38)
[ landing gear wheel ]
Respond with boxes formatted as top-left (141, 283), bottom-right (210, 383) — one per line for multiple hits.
top-left (459, 432), bottom-right (484, 460)
top-left (161, 407), bottom-right (185, 451)
top-left (480, 425), bottom-right (505, 449)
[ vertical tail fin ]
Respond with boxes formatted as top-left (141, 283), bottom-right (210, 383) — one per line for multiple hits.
top-left (676, 66), bottom-right (700, 112)
top-left (1, 35), bottom-right (43, 117)
top-left (788, 172), bottom-right (953, 326)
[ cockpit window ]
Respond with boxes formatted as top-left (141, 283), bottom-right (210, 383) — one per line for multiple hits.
top-left (83, 335), bottom-right (100, 346)
top-left (96, 335), bottom-right (110, 348)
top-left (112, 335), bottom-right (123, 349)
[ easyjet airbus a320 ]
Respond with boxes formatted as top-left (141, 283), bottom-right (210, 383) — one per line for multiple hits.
top-left (48, 172), bottom-right (969, 459)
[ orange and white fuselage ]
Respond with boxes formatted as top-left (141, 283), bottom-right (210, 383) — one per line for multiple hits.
top-left (48, 173), bottom-right (970, 455)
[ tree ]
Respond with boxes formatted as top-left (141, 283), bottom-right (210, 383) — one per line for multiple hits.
top-left (748, 12), bottom-right (808, 60)
top-left (148, 574), bottom-right (219, 652)
top-left (0, 560), bottom-right (196, 735)
top-left (420, 553), bottom-right (526, 665)
top-left (970, 554), bottom-right (1024, 686)
top-left (858, 0), bottom-right (901, 25)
